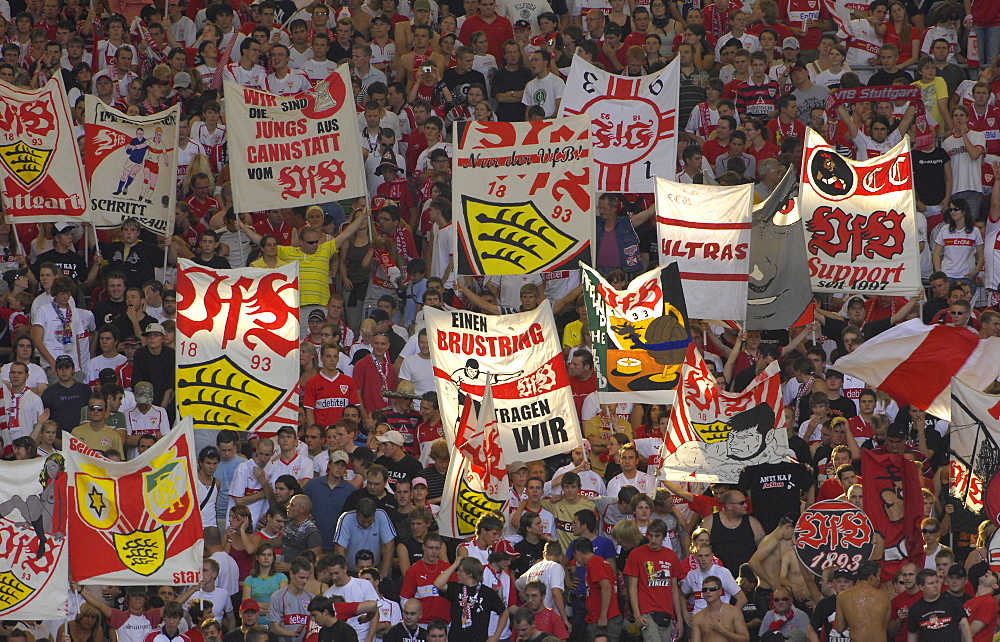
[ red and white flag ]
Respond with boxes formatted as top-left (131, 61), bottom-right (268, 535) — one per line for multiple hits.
top-left (834, 319), bottom-right (1000, 420)
top-left (0, 75), bottom-right (88, 223)
top-left (657, 345), bottom-right (786, 483)
top-left (655, 177), bottom-right (753, 320)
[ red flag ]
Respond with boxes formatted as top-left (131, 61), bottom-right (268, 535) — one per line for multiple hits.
top-left (454, 378), bottom-right (507, 495)
top-left (861, 450), bottom-right (924, 576)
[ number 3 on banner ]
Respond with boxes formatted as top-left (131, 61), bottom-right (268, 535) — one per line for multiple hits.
top-left (251, 355), bottom-right (272, 371)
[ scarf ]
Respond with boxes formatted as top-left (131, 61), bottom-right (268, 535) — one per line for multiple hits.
top-left (212, 30), bottom-right (240, 90)
top-left (769, 606), bottom-right (796, 632)
top-left (826, 85), bottom-right (934, 149)
top-left (792, 375), bottom-right (814, 424)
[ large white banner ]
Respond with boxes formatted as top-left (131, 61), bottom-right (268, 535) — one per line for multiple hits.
top-left (175, 260), bottom-right (300, 434)
top-left (452, 116), bottom-right (594, 275)
top-left (0, 75), bottom-right (88, 223)
top-left (225, 65), bottom-right (366, 213)
top-left (0, 455), bottom-right (69, 618)
top-left (949, 378), bottom-right (1000, 520)
top-left (559, 56), bottom-right (679, 193)
top-left (84, 99), bottom-right (179, 233)
top-left (655, 178), bottom-right (753, 320)
top-left (67, 419), bottom-right (204, 584)
top-left (425, 301), bottom-right (582, 456)
top-left (799, 129), bottom-right (922, 295)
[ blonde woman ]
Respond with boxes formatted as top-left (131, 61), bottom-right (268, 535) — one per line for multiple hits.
top-left (965, 521), bottom-right (997, 569)
top-left (292, 206), bottom-right (334, 247)
top-left (299, 342), bottom-right (320, 391)
top-left (181, 153), bottom-right (214, 198)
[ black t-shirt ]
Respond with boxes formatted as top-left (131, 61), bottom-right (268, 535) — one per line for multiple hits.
top-left (41, 380), bottom-right (92, 433)
top-left (318, 621), bottom-right (359, 642)
top-left (98, 241), bottom-right (165, 289)
top-left (739, 462), bottom-right (813, 532)
top-left (868, 69), bottom-right (912, 87)
top-left (492, 65), bottom-right (533, 122)
top-left (892, 407), bottom-right (948, 469)
top-left (343, 487), bottom-right (398, 514)
top-left (787, 435), bottom-right (812, 470)
top-left (922, 297), bottom-right (949, 325)
top-left (442, 68), bottom-right (488, 107)
top-left (35, 249), bottom-right (87, 283)
top-left (92, 298), bottom-right (129, 337)
top-left (810, 594), bottom-right (850, 641)
top-left (907, 593), bottom-right (968, 640)
top-left (440, 582), bottom-right (505, 641)
top-left (383, 623), bottom-right (427, 642)
top-left (192, 254), bottom-right (231, 269)
top-left (828, 396), bottom-right (858, 420)
top-left (374, 454), bottom-right (423, 488)
top-left (132, 345), bottom-right (176, 405)
top-left (912, 147), bottom-right (950, 208)
top-left (512, 537), bottom-right (546, 577)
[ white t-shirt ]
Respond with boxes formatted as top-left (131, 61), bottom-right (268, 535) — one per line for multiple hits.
top-left (680, 565), bottom-right (741, 613)
top-left (606, 470), bottom-right (659, 497)
top-left (323, 577), bottom-right (379, 640)
top-left (933, 225), bottom-right (984, 280)
top-left (522, 73), bottom-right (565, 117)
top-left (227, 458), bottom-right (276, 526)
top-left (265, 69), bottom-right (312, 95)
top-left (514, 559), bottom-right (565, 610)
top-left (943, 131), bottom-right (986, 195)
top-left (398, 353), bottom-right (434, 398)
top-left (31, 304), bottom-right (95, 372)
top-left (714, 31), bottom-right (760, 62)
top-left (124, 405), bottom-right (170, 460)
top-left (430, 223), bottom-right (454, 289)
top-left (0, 362), bottom-right (47, 391)
top-left (844, 18), bottom-right (882, 75)
top-left (984, 217), bottom-right (1000, 291)
top-left (265, 451), bottom-right (314, 482)
top-left (550, 463), bottom-right (606, 498)
top-left (1, 386), bottom-right (43, 446)
top-left (851, 129), bottom-right (902, 161)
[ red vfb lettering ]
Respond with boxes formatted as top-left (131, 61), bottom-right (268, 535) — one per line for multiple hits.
top-left (796, 512), bottom-right (832, 549)
top-left (806, 207), bottom-right (906, 261)
top-left (837, 513), bottom-right (871, 547)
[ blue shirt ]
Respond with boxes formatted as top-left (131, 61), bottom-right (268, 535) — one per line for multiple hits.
top-left (214, 455), bottom-right (246, 524)
top-left (333, 508), bottom-right (397, 572)
top-left (302, 476), bottom-right (355, 550)
top-left (566, 535), bottom-right (616, 596)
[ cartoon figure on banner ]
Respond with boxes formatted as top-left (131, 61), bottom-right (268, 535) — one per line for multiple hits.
top-left (609, 300), bottom-right (688, 386)
top-left (665, 403), bottom-right (783, 477)
top-left (138, 127), bottom-right (168, 205)
top-left (875, 461), bottom-right (908, 560)
top-left (448, 359), bottom-right (522, 409)
top-left (0, 453), bottom-right (66, 558)
top-left (113, 127), bottom-right (149, 197)
top-left (811, 149), bottom-right (855, 199)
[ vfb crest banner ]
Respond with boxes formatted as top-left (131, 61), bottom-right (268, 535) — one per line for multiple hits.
top-left (452, 116), bottom-right (593, 275)
top-left (66, 418), bottom-right (203, 584)
top-left (175, 260), bottom-right (300, 434)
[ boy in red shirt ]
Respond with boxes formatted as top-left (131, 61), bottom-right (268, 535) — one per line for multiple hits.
top-left (624, 519), bottom-right (686, 639)
top-left (573, 536), bottom-right (622, 640)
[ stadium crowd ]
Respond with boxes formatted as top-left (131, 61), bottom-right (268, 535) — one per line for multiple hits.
top-left (1, 0), bottom-right (1000, 640)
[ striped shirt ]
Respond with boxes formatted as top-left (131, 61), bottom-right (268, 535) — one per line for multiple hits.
top-left (278, 239), bottom-right (339, 305)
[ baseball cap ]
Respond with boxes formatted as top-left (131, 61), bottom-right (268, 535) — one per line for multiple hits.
top-left (603, 22), bottom-right (622, 35)
top-left (173, 72), bottom-right (192, 89)
top-left (370, 309), bottom-right (390, 323)
top-left (55, 355), bottom-right (75, 369)
top-left (376, 430), bottom-right (405, 446)
top-left (413, 0), bottom-right (431, 10)
top-left (790, 63), bottom-right (808, 73)
top-left (122, 335), bottom-right (141, 346)
top-left (143, 322), bottom-right (165, 336)
top-left (330, 450), bottom-right (350, 464)
top-left (439, 31), bottom-right (457, 41)
top-left (782, 37), bottom-right (800, 49)
top-left (54, 222), bottom-right (75, 235)
top-left (95, 74), bottom-right (113, 84)
top-left (886, 424), bottom-right (907, 440)
top-left (239, 599), bottom-right (259, 613)
top-left (514, 19), bottom-right (531, 29)
top-left (507, 460), bottom-right (528, 472)
top-left (2, 267), bottom-right (28, 289)
top-left (134, 381), bottom-right (155, 404)
top-left (371, 196), bottom-right (389, 211)
top-left (825, 369), bottom-right (844, 380)
top-left (832, 568), bottom-right (854, 581)
top-left (412, 476), bottom-right (428, 487)
top-left (947, 564), bottom-right (967, 578)
top-left (492, 539), bottom-right (520, 557)
top-left (308, 309), bottom-right (326, 321)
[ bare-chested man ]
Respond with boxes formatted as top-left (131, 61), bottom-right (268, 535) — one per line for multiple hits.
top-left (691, 575), bottom-right (750, 642)
top-left (748, 515), bottom-right (795, 610)
top-left (834, 561), bottom-right (891, 642)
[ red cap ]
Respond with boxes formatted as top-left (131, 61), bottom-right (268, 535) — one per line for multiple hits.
top-left (239, 599), bottom-right (259, 613)
top-left (493, 538), bottom-right (520, 557)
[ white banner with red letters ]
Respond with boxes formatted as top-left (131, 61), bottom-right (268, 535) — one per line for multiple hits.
top-left (949, 378), bottom-right (1000, 522)
top-left (0, 454), bottom-right (69, 618)
top-left (66, 418), bottom-right (204, 584)
top-left (559, 55), bottom-right (678, 193)
top-left (657, 345), bottom-right (788, 483)
top-left (799, 129), bottom-right (922, 296)
top-left (175, 260), bottom-right (300, 434)
top-left (424, 300), bottom-right (582, 455)
top-left (452, 116), bottom-right (594, 275)
top-left (654, 177), bottom-right (753, 320)
top-left (0, 75), bottom-right (88, 224)
top-left (225, 64), bottom-right (366, 213)
top-left (84, 99), bottom-right (179, 233)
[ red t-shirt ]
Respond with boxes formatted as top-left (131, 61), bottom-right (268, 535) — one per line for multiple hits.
top-left (585, 554), bottom-right (621, 624)
top-left (966, 593), bottom-right (998, 642)
top-left (700, 138), bottom-right (731, 166)
top-left (400, 559), bottom-right (452, 623)
top-left (569, 374), bottom-right (597, 420)
top-left (622, 544), bottom-right (684, 617)
top-left (890, 591), bottom-right (923, 642)
top-left (746, 140), bottom-right (780, 177)
top-left (511, 608), bottom-right (569, 641)
top-left (302, 371), bottom-right (360, 426)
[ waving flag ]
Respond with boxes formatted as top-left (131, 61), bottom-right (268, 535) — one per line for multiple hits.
top-left (0, 455), bottom-right (69, 618)
top-left (949, 378), bottom-right (1000, 523)
top-left (582, 263), bottom-right (690, 403)
top-left (559, 56), bottom-right (678, 193)
top-left (452, 116), bottom-right (593, 275)
top-left (861, 449), bottom-right (924, 574)
top-left (655, 178), bottom-right (754, 320)
top-left (67, 418), bottom-right (203, 584)
top-left (0, 75), bottom-right (88, 223)
top-left (657, 345), bottom-right (787, 482)
top-left (833, 319), bottom-right (1000, 420)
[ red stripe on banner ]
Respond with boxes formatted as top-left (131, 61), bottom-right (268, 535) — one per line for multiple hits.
top-left (602, 162), bottom-right (624, 192)
top-left (679, 273), bottom-right (749, 281)
top-left (657, 216), bottom-right (753, 230)
top-left (608, 76), bottom-right (639, 98)
top-left (879, 326), bottom-right (979, 409)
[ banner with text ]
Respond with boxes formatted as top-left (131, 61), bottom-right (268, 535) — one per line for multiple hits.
top-left (66, 418), bottom-right (204, 584)
top-left (582, 263), bottom-right (690, 404)
top-left (84, 99), bottom-right (179, 233)
top-left (657, 345), bottom-right (787, 482)
top-left (176, 260), bottom-right (300, 434)
top-left (453, 116), bottom-right (593, 275)
top-left (559, 55), bottom-right (678, 193)
top-left (225, 65), bottom-right (366, 213)
top-left (0, 75), bottom-right (88, 223)
top-left (800, 129), bottom-right (922, 295)
top-left (655, 177), bottom-right (753, 320)
top-left (949, 378), bottom-right (1000, 524)
top-left (425, 301), bottom-right (582, 459)
top-left (0, 455), bottom-right (69, 618)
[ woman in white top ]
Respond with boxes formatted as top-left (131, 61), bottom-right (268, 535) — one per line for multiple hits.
top-left (942, 105), bottom-right (987, 217)
top-left (932, 197), bottom-right (984, 287)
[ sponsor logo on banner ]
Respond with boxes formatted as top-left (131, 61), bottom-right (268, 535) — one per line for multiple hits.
top-left (225, 66), bottom-right (366, 213)
top-left (453, 117), bottom-right (593, 275)
top-left (176, 261), bottom-right (300, 434)
top-left (84, 99), bottom-right (179, 232)
top-left (800, 130), bottom-right (922, 295)
top-left (0, 454), bottom-right (69, 618)
top-left (0, 75), bottom-right (87, 222)
top-left (559, 56), bottom-right (678, 193)
top-left (66, 419), bottom-right (203, 584)
top-left (794, 499), bottom-right (875, 576)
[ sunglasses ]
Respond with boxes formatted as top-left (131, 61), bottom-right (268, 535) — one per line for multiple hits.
top-left (303, 240), bottom-right (319, 245)
top-left (773, 597), bottom-right (791, 602)
top-left (702, 586), bottom-right (721, 592)
top-left (727, 500), bottom-right (746, 505)
top-left (921, 528), bottom-right (939, 534)
top-left (89, 405), bottom-right (106, 411)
